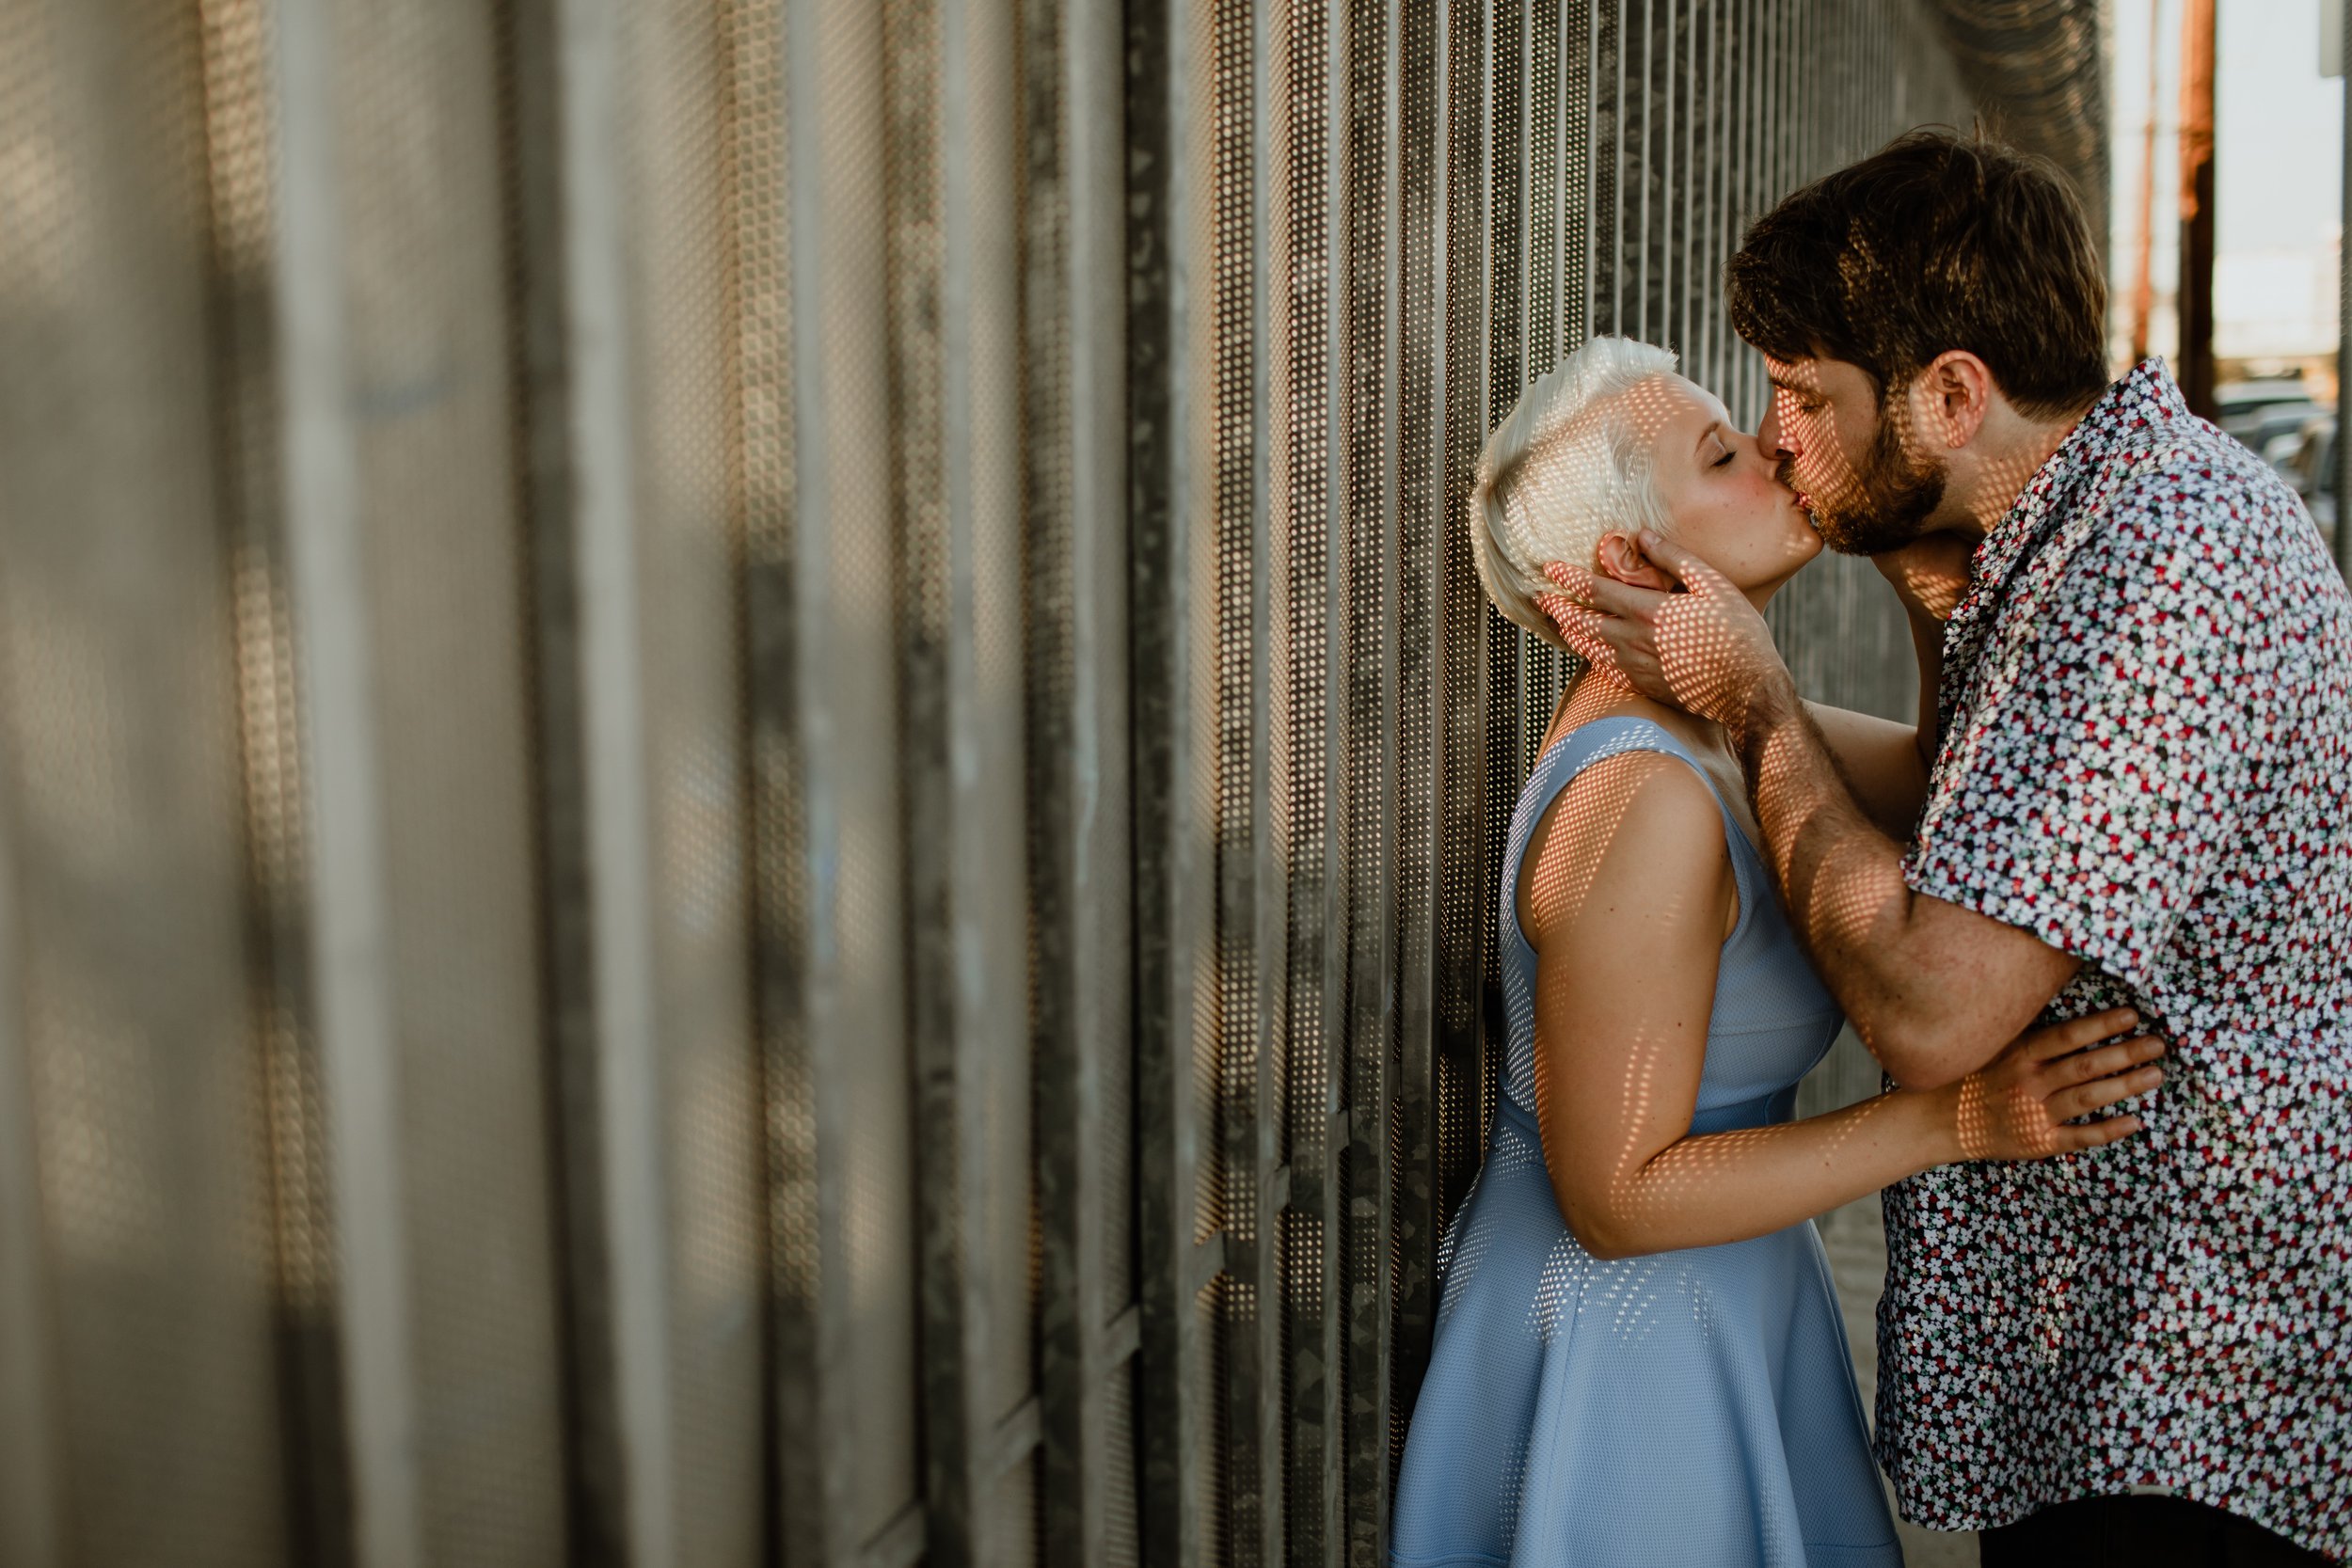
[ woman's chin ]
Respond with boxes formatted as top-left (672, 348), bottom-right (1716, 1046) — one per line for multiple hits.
top-left (1786, 518), bottom-right (1827, 570)
top-left (1740, 531), bottom-right (1823, 607)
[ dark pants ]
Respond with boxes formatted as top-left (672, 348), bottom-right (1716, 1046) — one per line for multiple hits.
top-left (1980, 1494), bottom-right (2329, 1567)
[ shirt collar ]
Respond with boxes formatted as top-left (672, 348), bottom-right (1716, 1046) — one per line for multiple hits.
top-left (1952, 357), bottom-right (2185, 638)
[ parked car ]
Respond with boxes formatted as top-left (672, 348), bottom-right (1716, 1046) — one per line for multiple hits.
top-left (2235, 400), bottom-right (2327, 459)
top-left (2217, 378), bottom-right (2321, 440)
top-left (2268, 414), bottom-right (2338, 546)
top-left (2274, 414), bottom-right (2336, 494)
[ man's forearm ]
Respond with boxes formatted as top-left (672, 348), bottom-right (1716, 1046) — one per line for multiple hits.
top-left (1732, 675), bottom-right (1959, 1077)
top-left (1905, 598), bottom-right (1945, 775)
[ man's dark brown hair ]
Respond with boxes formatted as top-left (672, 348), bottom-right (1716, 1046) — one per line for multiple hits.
top-left (1725, 129), bottom-right (2109, 419)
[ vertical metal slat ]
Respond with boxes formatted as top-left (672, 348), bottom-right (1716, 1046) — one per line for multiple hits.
top-left (1272, 0), bottom-right (1348, 1557)
top-left (0, 684), bottom-right (60, 1568)
top-left (546, 0), bottom-right (679, 1560)
top-left (1232, 0), bottom-right (1282, 1557)
top-left (1433, 0), bottom-right (1489, 1238)
top-left (886, 0), bottom-right (993, 1559)
top-left (1384, 0), bottom-right (1444, 1471)
top-left (1026, 0), bottom-right (1119, 1558)
top-left (1127, 0), bottom-right (1206, 1554)
top-left (273, 3), bottom-right (423, 1562)
top-left (762, 0), bottom-right (857, 1560)
top-left (1339, 2), bottom-right (1400, 1557)
top-left (494, 0), bottom-right (632, 1560)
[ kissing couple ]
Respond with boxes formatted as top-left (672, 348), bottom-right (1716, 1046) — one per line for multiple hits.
top-left (1389, 131), bottom-right (2351, 1567)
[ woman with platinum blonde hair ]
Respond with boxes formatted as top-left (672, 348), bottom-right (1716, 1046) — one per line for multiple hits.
top-left (1387, 338), bottom-right (2164, 1567)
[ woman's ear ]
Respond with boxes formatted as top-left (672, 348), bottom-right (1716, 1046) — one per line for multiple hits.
top-left (1593, 532), bottom-right (1676, 591)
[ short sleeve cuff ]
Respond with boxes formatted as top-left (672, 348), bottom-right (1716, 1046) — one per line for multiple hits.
top-left (1901, 837), bottom-right (2162, 992)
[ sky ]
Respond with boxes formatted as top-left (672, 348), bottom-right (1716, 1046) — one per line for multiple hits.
top-left (2108, 0), bottom-right (2343, 365)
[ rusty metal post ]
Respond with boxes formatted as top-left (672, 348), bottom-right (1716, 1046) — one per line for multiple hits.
top-left (2178, 0), bottom-right (2217, 418)
top-left (2129, 0), bottom-right (2159, 366)
top-left (2339, 0), bottom-right (2352, 579)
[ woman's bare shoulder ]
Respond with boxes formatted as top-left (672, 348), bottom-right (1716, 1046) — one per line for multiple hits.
top-left (1520, 746), bottom-right (1730, 940)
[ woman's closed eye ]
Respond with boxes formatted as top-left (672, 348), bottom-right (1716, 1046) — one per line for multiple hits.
top-left (1708, 437), bottom-right (1737, 469)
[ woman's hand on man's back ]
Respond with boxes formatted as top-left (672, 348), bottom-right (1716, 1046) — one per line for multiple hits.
top-left (1943, 1008), bottom-right (2166, 1164)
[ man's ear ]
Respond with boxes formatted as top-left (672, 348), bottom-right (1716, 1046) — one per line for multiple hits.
top-left (1593, 532), bottom-right (1677, 591)
top-left (1913, 351), bottom-right (1994, 449)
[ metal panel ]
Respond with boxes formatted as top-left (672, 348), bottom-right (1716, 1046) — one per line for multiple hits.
top-left (1272, 0), bottom-right (1347, 1559)
top-left (0, 6), bottom-right (2058, 1566)
top-left (1433, 0), bottom-right (1489, 1259)
top-left (1064, 0), bottom-right (1138, 1397)
top-left (763, 0), bottom-right (862, 1554)
top-left (1188, 0), bottom-right (1284, 1556)
top-left (204, 0), bottom-right (357, 1555)
top-left (952, 0), bottom-right (1041, 1450)
top-left (1126, 0), bottom-right (1208, 1555)
top-left (881, 0), bottom-right (1000, 1555)
top-left (322, 2), bottom-right (572, 1559)
top-left (1592, 0), bottom-right (1624, 335)
top-left (1025, 0), bottom-right (1105, 1560)
top-left (497, 0), bottom-right (626, 1561)
top-left (545, 0), bottom-right (677, 1560)
top-left (0, 677), bottom-right (58, 1568)
top-left (1513, 0), bottom-right (1566, 784)
top-left (1384, 0), bottom-right (1445, 1480)
top-left (1480, 0), bottom-right (1525, 1025)
top-left (798, 0), bottom-right (928, 1552)
top-left (0, 13), bottom-right (294, 1564)
top-left (1339, 5), bottom-right (1401, 1557)
top-left (274, 1), bottom-right (426, 1560)
top-left (1029, 0), bottom-right (1134, 1554)
top-left (629, 0), bottom-right (771, 1553)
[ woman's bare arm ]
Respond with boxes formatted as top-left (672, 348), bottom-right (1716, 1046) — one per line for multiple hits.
top-left (1524, 752), bottom-right (2159, 1260)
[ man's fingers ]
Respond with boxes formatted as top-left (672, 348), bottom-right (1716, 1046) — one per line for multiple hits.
top-left (1541, 558), bottom-right (1661, 621)
top-left (1581, 573), bottom-right (1664, 621)
top-left (1535, 593), bottom-right (1617, 651)
top-left (1632, 528), bottom-right (1709, 589)
top-left (1533, 594), bottom-right (1616, 661)
top-left (2026, 1007), bottom-right (2142, 1061)
top-left (1628, 528), bottom-right (1694, 584)
top-left (1541, 559), bottom-right (1593, 596)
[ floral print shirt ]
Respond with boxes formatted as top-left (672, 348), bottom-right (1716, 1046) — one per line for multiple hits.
top-left (1878, 359), bottom-right (2352, 1557)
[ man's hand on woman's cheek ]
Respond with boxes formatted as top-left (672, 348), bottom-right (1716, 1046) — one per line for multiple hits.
top-left (1533, 531), bottom-right (1793, 733)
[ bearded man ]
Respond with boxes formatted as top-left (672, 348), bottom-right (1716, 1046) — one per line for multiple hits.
top-left (1543, 131), bottom-right (2352, 1565)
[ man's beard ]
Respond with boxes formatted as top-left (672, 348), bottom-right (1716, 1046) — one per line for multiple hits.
top-left (1790, 413), bottom-right (1947, 556)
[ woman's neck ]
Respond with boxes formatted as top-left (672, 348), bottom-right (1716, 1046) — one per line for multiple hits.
top-left (1547, 663), bottom-right (1733, 764)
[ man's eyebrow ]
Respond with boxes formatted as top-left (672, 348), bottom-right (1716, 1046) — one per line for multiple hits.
top-left (1765, 372), bottom-right (1811, 393)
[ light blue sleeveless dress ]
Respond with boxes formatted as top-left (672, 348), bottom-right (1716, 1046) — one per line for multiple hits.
top-left (1389, 717), bottom-right (1901, 1567)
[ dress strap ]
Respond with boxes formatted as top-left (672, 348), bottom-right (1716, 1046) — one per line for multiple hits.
top-left (1505, 717), bottom-right (1762, 956)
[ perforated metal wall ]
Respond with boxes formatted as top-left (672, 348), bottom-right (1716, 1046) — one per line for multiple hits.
top-left (0, 2), bottom-right (2083, 1565)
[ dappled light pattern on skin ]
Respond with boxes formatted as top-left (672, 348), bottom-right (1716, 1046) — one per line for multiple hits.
top-left (1390, 358), bottom-right (2169, 1568)
top-left (1757, 355), bottom-right (1946, 558)
top-left (1534, 398), bottom-right (2101, 1085)
top-left (1513, 126), bottom-right (2352, 1560)
top-left (1537, 347), bottom-right (2352, 1553)
top-left (1881, 361), bottom-right (2352, 1553)
top-left (1476, 356), bottom-right (1822, 654)
top-left (1390, 710), bottom-right (1904, 1568)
